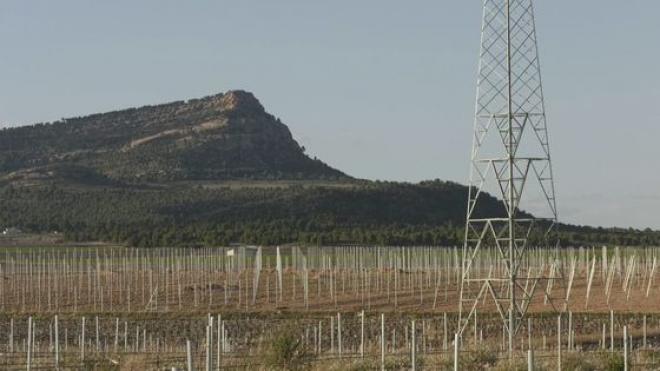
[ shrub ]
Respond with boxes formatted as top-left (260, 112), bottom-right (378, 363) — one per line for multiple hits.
top-left (384, 356), bottom-right (412, 370)
top-left (562, 353), bottom-right (597, 371)
top-left (595, 351), bottom-right (625, 371)
top-left (470, 348), bottom-right (498, 367)
top-left (456, 348), bottom-right (499, 370)
top-left (492, 358), bottom-right (527, 371)
top-left (264, 325), bottom-right (313, 370)
top-left (311, 359), bottom-right (380, 371)
top-left (344, 359), bottom-right (378, 371)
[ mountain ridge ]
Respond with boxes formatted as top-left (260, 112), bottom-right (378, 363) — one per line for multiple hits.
top-left (0, 90), bottom-right (347, 184)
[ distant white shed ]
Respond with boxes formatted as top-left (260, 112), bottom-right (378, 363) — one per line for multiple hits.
top-left (2, 227), bottom-right (22, 236)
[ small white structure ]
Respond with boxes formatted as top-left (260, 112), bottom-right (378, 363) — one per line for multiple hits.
top-left (2, 227), bottom-right (22, 236)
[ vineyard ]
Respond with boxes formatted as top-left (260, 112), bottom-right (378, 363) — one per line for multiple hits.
top-left (1, 245), bottom-right (659, 370)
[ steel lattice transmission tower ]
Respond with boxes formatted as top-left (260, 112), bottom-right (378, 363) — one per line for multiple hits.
top-left (458, 0), bottom-right (564, 353)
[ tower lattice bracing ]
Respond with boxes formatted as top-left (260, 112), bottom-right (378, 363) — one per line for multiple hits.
top-left (458, 0), bottom-right (564, 353)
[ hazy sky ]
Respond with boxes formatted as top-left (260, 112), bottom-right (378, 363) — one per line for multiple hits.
top-left (1, 1), bottom-right (659, 230)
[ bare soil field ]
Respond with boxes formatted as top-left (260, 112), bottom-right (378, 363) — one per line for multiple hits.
top-left (0, 245), bottom-right (657, 369)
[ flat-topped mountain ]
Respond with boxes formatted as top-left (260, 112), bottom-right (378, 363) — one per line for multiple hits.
top-left (0, 90), bottom-right (346, 183)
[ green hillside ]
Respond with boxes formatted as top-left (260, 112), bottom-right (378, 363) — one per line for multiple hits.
top-left (1, 179), bottom-right (657, 247)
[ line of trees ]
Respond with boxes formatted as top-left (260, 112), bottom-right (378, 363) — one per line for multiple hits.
top-left (1, 181), bottom-right (659, 248)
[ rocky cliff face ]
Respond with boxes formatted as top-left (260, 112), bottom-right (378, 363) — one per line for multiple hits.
top-left (0, 90), bottom-right (347, 183)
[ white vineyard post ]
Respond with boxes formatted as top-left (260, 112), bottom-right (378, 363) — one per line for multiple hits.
top-left (453, 333), bottom-right (459, 371)
top-left (337, 312), bottom-right (342, 357)
top-left (411, 320), bottom-right (416, 371)
top-left (543, 334), bottom-right (546, 350)
top-left (221, 321), bottom-right (225, 354)
top-left (568, 311), bottom-right (573, 350)
top-left (610, 310), bottom-right (614, 352)
top-left (443, 313), bottom-right (448, 351)
top-left (81, 316), bottom-right (86, 361)
top-left (55, 315), bottom-right (60, 370)
top-left (527, 317), bottom-right (532, 350)
top-left (556, 316), bottom-right (561, 371)
top-left (217, 315), bottom-right (221, 371)
top-left (186, 340), bottom-right (193, 371)
top-left (473, 310), bottom-right (477, 348)
top-left (360, 310), bottom-right (365, 359)
top-left (205, 325), bottom-right (211, 371)
top-left (381, 313), bottom-right (385, 371)
top-left (27, 316), bottom-right (33, 371)
top-left (114, 318), bottom-right (119, 352)
top-left (643, 315), bottom-right (647, 348)
top-left (623, 326), bottom-right (628, 371)
top-left (317, 320), bottom-right (322, 354)
top-left (9, 317), bottom-right (13, 353)
top-left (330, 316), bottom-right (334, 353)
top-left (95, 316), bottom-right (100, 353)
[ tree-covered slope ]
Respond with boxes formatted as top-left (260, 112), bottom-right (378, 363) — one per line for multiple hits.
top-left (1, 180), bottom-right (657, 247)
